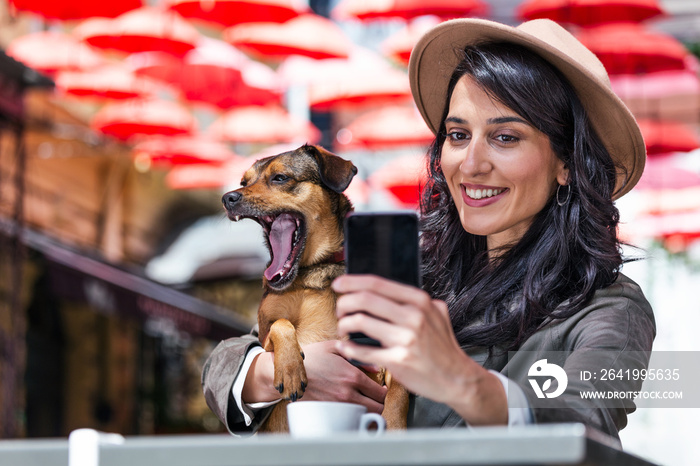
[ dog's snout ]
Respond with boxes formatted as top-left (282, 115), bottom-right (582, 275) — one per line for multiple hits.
top-left (222, 191), bottom-right (242, 210)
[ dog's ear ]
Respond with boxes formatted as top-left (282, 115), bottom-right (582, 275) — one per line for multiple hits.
top-left (306, 145), bottom-right (358, 193)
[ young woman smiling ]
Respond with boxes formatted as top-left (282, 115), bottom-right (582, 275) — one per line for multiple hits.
top-left (202, 19), bottom-right (655, 441)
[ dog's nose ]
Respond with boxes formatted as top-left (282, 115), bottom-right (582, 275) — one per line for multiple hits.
top-left (222, 191), bottom-right (242, 210)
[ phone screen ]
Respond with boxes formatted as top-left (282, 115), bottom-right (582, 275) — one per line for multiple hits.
top-left (343, 212), bottom-right (421, 346)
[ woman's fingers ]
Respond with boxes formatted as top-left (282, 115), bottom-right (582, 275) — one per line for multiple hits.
top-left (333, 275), bottom-right (430, 308)
top-left (336, 309), bottom-right (415, 349)
top-left (299, 340), bottom-right (387, 413)
top-left (334, 275), bottom-right (434, 328)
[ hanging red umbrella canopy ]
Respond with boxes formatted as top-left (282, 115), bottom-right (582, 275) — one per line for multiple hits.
top-left (336, 106), bottom-right (434, 150)
top-left (91, 98), bottom-right (197, 141)
top-left (8, 0), bottom-right (142, 21)
top-left (128, 38), bottom-right (283, 109)
top-left (517, 0), bottom-right (666, 26)
top-left (637, 119), bottom-right (700, 156)
top-left (279, 49), bottom-right (412, 111)
top-left (629, 155), bottom-right (700, 219)
top-left (611, 67), bottom-right (700, 100)
top-left (368, 153), bottom-right (427, 208)
top-left (74, 7), bottom-right (200, 56)
top-left (224, 13), bottom-right (352, 61)
top-left (6, 31), bottom-right (107, 76)
top-left (165, 156), bottom-right (255, 190)
top-left (207, 106), bottom-right (321, 144)
top-left (55, 64), bottom-right (164, 101)
top-left (133, 135), bottom-right (238, 167)
top-left (165, 0), bottom-right (308, 28)
top-left (333, 0), bottom-right (489, 21)
top-left (636, 156), bottom-right (700, 191)
top-left (309, 68), bottom-right (411, 110)
top-left (610, 67), bottom-right (700, 122)
top-left (381, 17), bottom-right (440, 67)
top-left (576, 23), bottom-right (690, 75)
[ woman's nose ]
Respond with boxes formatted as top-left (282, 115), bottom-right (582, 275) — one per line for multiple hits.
top-left (459, 137), bottom-right (492, 176)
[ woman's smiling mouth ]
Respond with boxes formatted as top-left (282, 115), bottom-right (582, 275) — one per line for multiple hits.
top-left (465, 187), bottom-right (506, 200)
top-left (461, 184), bottom-right (508, 207)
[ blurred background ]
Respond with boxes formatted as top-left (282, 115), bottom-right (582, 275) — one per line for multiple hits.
top-left (0, 0), bottom-right (698, 464)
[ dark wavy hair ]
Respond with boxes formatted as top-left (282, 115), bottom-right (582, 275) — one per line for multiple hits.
top-left (420, 42), bottom-right (624, 351)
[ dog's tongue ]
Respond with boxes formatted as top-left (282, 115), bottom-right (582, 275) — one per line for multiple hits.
top-left (265, 214), bottom-right (296, 281)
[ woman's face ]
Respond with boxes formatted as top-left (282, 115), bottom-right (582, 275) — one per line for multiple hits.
top-left (441, 75), bottom-right (569, 251)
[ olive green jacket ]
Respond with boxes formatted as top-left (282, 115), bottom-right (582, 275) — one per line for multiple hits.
top-left (201, 274), bottom-right (655, 439)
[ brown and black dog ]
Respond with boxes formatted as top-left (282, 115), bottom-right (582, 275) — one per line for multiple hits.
top-left (221, 144), bottom-right (408, 433)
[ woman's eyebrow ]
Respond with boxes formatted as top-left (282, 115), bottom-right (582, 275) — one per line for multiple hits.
top-left (444, 116), bottom-right (467, 125)
top-left (444, 116), bottom-right (529, 125)
top-left (487, 116), bottom-right (529, 125)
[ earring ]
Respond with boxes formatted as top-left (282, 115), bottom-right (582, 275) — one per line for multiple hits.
top-left (556, 184), bottom-right (571, 206)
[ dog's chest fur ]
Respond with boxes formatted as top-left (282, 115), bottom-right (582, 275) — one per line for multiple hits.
top-left (258, 263), bottom-right (344, 347)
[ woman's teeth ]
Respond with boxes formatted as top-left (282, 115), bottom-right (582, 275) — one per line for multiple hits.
top-left (466, 188), bottom-right (505, 200)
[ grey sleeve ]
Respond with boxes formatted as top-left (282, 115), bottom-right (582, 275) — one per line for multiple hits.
top-left (201, 327), bottom-right (275, 434)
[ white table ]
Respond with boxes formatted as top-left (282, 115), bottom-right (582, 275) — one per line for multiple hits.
top-left (0, 423), bottom-right (658, 466)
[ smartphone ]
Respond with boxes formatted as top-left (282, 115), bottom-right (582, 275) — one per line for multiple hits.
top-left (343, 212), bottom-right (421, 347)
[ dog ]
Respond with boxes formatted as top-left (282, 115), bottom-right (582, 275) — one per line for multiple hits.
top-left (221, 144), bottom-right (408, 433)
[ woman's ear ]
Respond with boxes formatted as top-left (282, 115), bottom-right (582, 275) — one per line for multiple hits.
top-left (556, 163), bottom-right (570, 186)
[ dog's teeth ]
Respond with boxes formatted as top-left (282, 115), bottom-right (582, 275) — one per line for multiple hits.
top-left (234, 215), bottom-right (240, 221)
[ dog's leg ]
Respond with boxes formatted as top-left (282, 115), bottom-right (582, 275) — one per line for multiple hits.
top-left (382, 372), bottom-right (409, 430)
top-left (258, 401), bottom-right (290, 433)
top-left (264, 318), bottom-right (307, 402)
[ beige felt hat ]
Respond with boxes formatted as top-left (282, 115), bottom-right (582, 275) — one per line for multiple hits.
top-left (408, 18), bottom-right (645, 199)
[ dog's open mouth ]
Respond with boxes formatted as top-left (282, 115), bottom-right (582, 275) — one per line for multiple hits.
top-left (260, 213), bottom-right (305, 287)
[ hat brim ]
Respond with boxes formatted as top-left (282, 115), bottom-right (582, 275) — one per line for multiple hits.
top-left (408, 18), bottom-right (646, 199)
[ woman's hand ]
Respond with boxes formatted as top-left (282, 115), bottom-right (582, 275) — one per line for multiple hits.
top-left (332, 274), bottom-right (507, 426)
top-left (243, 340), bottom-right (387, 414)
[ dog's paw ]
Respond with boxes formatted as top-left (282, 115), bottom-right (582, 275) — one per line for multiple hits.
top-left (273, 349), bottom-right (308, 402)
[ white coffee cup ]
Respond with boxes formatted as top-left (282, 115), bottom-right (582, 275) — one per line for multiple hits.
top-left (286, 401), bottom-right (386, 438)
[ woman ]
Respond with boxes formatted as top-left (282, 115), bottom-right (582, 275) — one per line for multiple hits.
top-left (202, 18), bottom-right (655, 440)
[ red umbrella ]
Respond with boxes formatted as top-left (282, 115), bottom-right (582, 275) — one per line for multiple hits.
top-left (6, 31), bottom-right (107, 76)
top-left (576, 23), bottom-right (690, 75)
top-left (207, 106), bottom-right (321, 144)
top-left (611, 67), bottom-right (700, 100)
top-left (309, 65), bottom-right (411, 111)
top-left (92, 98), bottom-right (197, 141)
top-left (129, 38), bottom-right (283, 109)
top-left (133, 136), bottom-right (237, 167)
top-left (368, 153), bottom-right (427, 208)
top-left (55, 64), bottom-right (163, 101)
top-left (620, 206), bottom-right (700, 251)
top-left (332, 0), bottom-right (489, 21)
top-left (8, 0), bottom-right (142, 21)
top-left (637, 119), bottom-right (700, 156)
top-left (611, 67), bottom-right (700, 122)
top-left (517, 0), bottom-right (666, 26)
top-left (165, 0), bottom-right (307, 28)
top-left (336, 106), bottom-right (434, 150)
top-left (381, 17), bottom-right (440, 66)
top-left (74, 7), bottom-right (200, 56)
top-left (279, 49), bottom-right (412, 111)
top-left (166, 156), bottom-right (252, 190)
top-left (630, 155), bottom-right (700, 215)
top-left (625, 156), bottom-right (700, 250)
top-left (224, 13), bottom-right (352, 61)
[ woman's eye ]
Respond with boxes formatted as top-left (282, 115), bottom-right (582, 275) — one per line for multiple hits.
top-left (446, 130), bottom-right (469, 142)
top-left (496, 134), bottom-right (519, 143)
top-left (271, 174), bottom-right (289, 183)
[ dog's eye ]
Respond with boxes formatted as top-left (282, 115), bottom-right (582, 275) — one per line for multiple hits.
top-left (271, 174), bottom-right (290, 184)
top-left (239, 179), bottom-right (247, 187)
